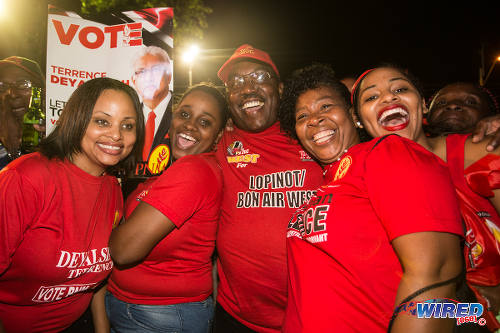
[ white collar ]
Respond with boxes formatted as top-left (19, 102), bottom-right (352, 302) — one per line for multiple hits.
top-left (142, 91), bottom-right (172, 135)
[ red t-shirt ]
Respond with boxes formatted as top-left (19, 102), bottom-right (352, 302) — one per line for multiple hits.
top-left (284, 135), bottom-right (463, 332)
top-left (214, 122), bottom-right (324, 332)
top-left (446, 134), bottom-right (500, 330)
top-left (107, 153), bottom-right (222, 305)
top-left (0, 153), bottom-right (122, 333)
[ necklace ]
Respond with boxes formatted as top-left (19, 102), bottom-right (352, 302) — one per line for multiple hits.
top-left (323, 149), bottom-right (349, 176)
top-left (336, 149), bottom-right (349, 161)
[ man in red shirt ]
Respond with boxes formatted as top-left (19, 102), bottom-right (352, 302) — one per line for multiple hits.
top-left (213, 45), bottom-right (324, 332)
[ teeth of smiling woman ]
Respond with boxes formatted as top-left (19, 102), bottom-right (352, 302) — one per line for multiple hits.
top-left (98, 144), bottom-right (120, 150)
top-left (313, 130), bottom-right (336, 144)
top-left (179, 133), bottom-right (196, 142)
top-left (378, 108), bottom-right (408, 123)
top-left (177, 133), bottom-right (198, 149)
top-left (242, 100), bottom-right (264, 110)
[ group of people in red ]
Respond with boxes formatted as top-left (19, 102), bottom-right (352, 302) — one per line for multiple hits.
top-left (0, 42), bottom-right (499, 333)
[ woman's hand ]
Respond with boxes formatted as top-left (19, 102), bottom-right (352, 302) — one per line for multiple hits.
top-left (91, 285), bottom-right (110, 333)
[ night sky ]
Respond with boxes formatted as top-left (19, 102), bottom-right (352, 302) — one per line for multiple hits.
top-left (197, 0), bottom-right (500, 98)
top-left (3, 0), bottom-right (499, 98)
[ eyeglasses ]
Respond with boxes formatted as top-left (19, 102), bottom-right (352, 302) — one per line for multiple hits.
top-left (226, 70), bottom-right (274, 90)
top-left (134, 64), bottom-right (170, 79)
top-left (0, 79), bottom-right (32, 92)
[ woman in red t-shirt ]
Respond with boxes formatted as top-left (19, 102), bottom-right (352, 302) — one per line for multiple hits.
top-left (278, 63), bottom-right (464, 332)
top-left (0, 78), bottom-right (144, 333)
top-left (351, 66), bottom-right (500, 331)
top-left (104, 83), bottom-right (228, 333)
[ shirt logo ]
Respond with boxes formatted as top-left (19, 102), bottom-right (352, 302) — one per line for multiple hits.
top-left (299, 150), bottom-right (314, 161)
top-left (226, 141), bottom-right (260, 168)
top-left (147, 144), bottom-right (170, 174)
top-left (334, 156), bottom-right (352, 181)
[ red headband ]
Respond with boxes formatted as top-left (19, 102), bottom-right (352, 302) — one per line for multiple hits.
top-left (350, 69), bottom-right (375, 105)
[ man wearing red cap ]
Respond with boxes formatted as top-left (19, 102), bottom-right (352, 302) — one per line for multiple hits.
top-left (214, 45), bottom-right (323, 332)
top-left (0, 56), bottom-right (45, 169)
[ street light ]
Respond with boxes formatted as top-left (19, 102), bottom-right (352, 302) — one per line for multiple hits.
top-left (0, 0), bottom-right (6, 19)
top-left (481, 55), bottom-right (500, 86)
top-left (183, 45), bottom-right (199, 87)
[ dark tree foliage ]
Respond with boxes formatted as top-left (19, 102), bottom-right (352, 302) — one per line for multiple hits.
top-left (80, 0), bottom-right (212, 48)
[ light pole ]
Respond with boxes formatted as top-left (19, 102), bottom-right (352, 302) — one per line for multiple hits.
top-left (481, 56), bottom-right (500, 86)
top-left (0, 0), bottom-right (5, 19)
top-left (183, 45), bottom-right (199, 87)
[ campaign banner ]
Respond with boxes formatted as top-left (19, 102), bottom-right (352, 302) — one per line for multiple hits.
top-left (46, 7), bottom-right (174, 178)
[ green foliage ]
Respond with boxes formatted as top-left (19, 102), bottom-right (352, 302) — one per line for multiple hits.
top-left (80, 0), bottom-right (212, 47)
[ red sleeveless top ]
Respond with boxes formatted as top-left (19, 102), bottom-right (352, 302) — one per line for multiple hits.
top-left (446, 134), bottom-right (500, 330)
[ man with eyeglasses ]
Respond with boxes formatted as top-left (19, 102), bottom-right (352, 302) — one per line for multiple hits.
top-left (0, 56), bottom-right (45, 169)
top-left (131, 46), bottom-right (173, 164)
top-left (213, 45), bottom-right (323, 332)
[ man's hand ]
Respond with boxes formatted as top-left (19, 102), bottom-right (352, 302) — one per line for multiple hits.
top-left (471, 114), bottom-right (500, 151)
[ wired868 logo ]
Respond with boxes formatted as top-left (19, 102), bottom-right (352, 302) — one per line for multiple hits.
top-left (397, 299), bottom-right (486, 327)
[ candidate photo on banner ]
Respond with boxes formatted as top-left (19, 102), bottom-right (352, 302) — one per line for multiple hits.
top-left (131, 45), bottom-right (172, 168)
top-left (46, 7), bottom-right (174, 179)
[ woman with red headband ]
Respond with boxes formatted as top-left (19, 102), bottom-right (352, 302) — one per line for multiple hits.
top-left (351, 65), bottom-right (500, 331)
top-left (278, 63), bottom-right (464, 332)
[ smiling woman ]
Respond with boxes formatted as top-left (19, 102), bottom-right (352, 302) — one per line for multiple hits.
top-left (71, 89), bottom-right (139, 176)
top-left (104, 83), bottom-right (228, 333)
top-left (169, 84), bottom-right (228, 160)
top-left (351, 66), bottom-right (428, 145)
top-left (352, 65), bottom-right (500, 331)
top-left (40, 77), bottom-right (145, 176)
top-left (0, 77), bottom-right (144, 333)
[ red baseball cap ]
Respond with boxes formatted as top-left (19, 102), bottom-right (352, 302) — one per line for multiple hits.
top-left (217, 44), bottom-right (280, 83)
top-left (0, 56), bottom-right (45, 86)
